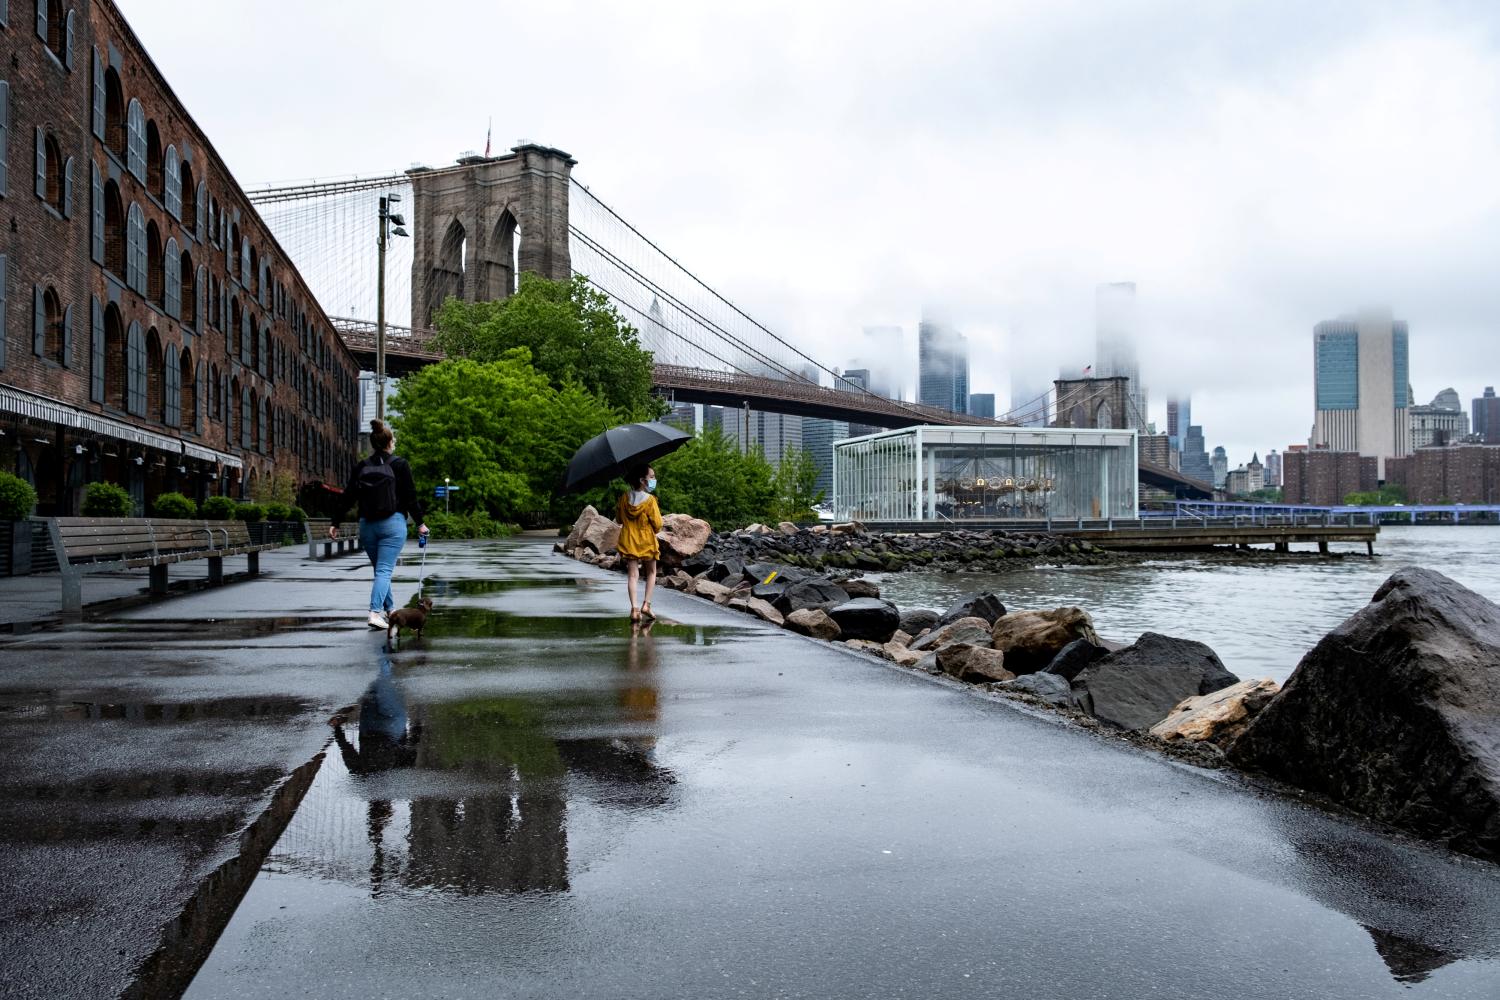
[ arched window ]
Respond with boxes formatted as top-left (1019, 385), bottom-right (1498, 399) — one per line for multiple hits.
top-left (145, 120), bottom-right (162, 195)
top-left (35, 130), bottom-right (69, 216)
top-left (163, 145), bottom-right (181, 217)
top-left (34, 286), bottom-right (63, 361)
top-left (163, 343), bottom-right (180, 427)
top-left (240, 310), bottom-right (252, 366)
top-left (241, 386), bottom-right (252, 450)
top-left (248, 246), bottom-right (260, 299)
top-left (126, 99), bottom-right (146, 179)
top-left (104, 305), bottom-right (127, 410)
top-left (210, 197), bottom-right (222, 246)
top-left (258, 396), bottom-right (269, 453)
top-left (146, 220), bottom-right (164, 306)
top-left (126, 321), bottom-right (147, 415)
top-left (164, 237), bottom-right (181, 317)
top-left (180, 347), bottom-right (197, 431)
top-left (230, 297), bottom-right (242, 356)
top-left (209, 364), bottom-right (221, 420)
top-left (180, 253), bottom-right (197, 326)
top-left (103, 181), bottom-right (124, 274)
top-left (39, 1), bottom-right (65, 62)
top-left (104, 69), bottom-right (126, 159)
top-left (145, 328), bottom-right (163, 421)
top-left (125, 202), bottom-right (146, 291)
top-left (184, 171), bottom-right (200, 232)
top-left (240, 237), bottom-right (251, 288)
top-left (258, 324), bottom-right (269, 377)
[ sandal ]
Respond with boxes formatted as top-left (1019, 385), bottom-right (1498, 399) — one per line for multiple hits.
top-left (630, 607), bottom-right (641, 623)
top-left (641, 602), bottom-right (655, 620)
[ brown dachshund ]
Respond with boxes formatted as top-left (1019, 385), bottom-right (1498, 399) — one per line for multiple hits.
top-left (386, 597), bottom-right (434, 643)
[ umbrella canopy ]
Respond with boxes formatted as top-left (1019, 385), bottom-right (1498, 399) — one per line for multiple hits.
top-left (565, 421), bottom-right (692, 493)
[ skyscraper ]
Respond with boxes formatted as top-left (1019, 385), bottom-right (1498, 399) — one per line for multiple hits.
top-left (1474, 387), bottom-right (1500, 444)
top-left (1409, 388), bottom-right (1469, 448)
top-left (968, 393), bottom-right (996, 419)
top-left (918, 318), bottom-right (970, 414)
top-left (1096, 282), bottom-right (1148, 431)
top-left (1211, 446), bottom-right (1229, 489)
top-left (852, 326), bottom-right (906, 402)
top-left (1181, 425), bottom-right (1214, 484)
top-left (1166, 395), bottom-right (1191, 451)
top-left (1264, 449), bottom-right (1282, 488)
top-left (1312, 309), bottom-right (1410, 478)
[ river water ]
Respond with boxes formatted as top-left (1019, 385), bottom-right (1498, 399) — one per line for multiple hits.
top-left (870, 526), bottom-right (1500, 684)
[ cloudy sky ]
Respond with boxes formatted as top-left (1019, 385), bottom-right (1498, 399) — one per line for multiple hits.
top-left (124, 0), bottom-right (1500, 464)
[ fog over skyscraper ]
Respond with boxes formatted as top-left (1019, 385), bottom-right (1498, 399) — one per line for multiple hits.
top-left (1095, 282), bottom-right (1148, 431)
top-left (918, 316), bottom-right (969, 414)
top-left (1312, 309), bottom-right (1410, 478)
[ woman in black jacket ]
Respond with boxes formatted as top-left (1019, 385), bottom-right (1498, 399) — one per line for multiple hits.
top-left (331, 419), bottom-right (428, 629)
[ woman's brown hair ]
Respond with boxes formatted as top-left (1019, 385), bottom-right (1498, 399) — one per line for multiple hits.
top-left (369, 419), bottom-right (393, 453)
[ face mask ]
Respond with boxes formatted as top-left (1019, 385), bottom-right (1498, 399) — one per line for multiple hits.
top-left (647, 478), bottom-right (657, 493)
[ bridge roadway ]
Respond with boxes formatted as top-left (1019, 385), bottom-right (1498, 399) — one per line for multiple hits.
top-left (333, 318), bottom-right (1215, 498)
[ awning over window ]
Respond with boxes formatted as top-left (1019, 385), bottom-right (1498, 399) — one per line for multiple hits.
top-left (0, 384), bottom-right (243, 470)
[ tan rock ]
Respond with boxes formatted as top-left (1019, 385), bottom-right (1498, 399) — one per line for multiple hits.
top-left (777, 520), bottom-right (799, 535)
top-left (692, 579), bottom-right (732, 602)
top-left (990, 607), bottom-right (1100, 673)
top-left (565, 505), bottom-right (599, 550)
top-left (579, 511), bottom-right (621, 554)
top-left (662, 570), bottom-right (695, 591)
top-left (883, 642), bottom-right (924, 667)
top-left (746, 597), bottom-right (785, 626)
top-left (936, 643), bottom-right (1015, 684)
top-left (809, 524), bottom-right (829, 534)
top-left (843, 638), bottom-right (885, 654)
top-left (890, 630), bottom-right (913, 647)
top-left (595, 554), bottom-right (620, 571)
top-left (830, 521), bottom-right (864, 535)
top-left (1150, 677), bottom-right (1280, 745)
top-left (909, 617), bottom-right (994, 653)
top-left (785, 608), bottom-right (842, 641)
top-left (727, 597), bottom-right (751, 613)
top-left (658, 513), bottom-right (713, 567)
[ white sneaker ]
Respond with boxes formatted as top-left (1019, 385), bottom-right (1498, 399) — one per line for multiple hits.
top-left (367, 611), bottom-right (389, 630)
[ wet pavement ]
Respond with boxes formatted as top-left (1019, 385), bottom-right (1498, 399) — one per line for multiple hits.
top-left (4, 538), bottom-right (1500, 998)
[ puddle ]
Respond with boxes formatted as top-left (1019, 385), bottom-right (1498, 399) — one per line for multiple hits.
top-left (0, 696), bottom-right (314, 725)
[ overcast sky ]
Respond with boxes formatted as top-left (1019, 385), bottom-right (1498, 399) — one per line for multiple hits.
top-left (124, 0), bottom-right (1500, 464)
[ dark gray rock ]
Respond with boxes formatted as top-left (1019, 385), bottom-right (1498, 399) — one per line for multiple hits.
top-left (770, 578), bottom-right (851, 616)
top-left (706, 557), bottom-right (745, 583)
top-left (936, 592), bottom-right (1008, 628)
top-left (1227, 568), bottom-right (1500, 863)
top-left (1072, 632), bottom-right (1238, 732)
top-left (826, 598), bottom-right (901, 643)
top-left (681, 548), bottom-right (717, 576)
top-left (742, 562), bottom-right (803, 586)
top-left (998, 672), bottom-right (1075, 707)
top-left (1043, 639), bottom-right (1110, 681)
top-left (898, 608), bottom-right (940, 636)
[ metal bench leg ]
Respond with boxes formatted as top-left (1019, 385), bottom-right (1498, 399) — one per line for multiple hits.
top-left (149, 564), bottom-right (169, 596)
top-left (247, 552), bottom-right (260, 576)
top-left (322, 541), bottom-right (332, 559)
top-left (61, 572), bottom-right (82, 615)
top-left (208, 556), bottom-right (224, 586)
top-left (308, 536), bottom-right (317, 559)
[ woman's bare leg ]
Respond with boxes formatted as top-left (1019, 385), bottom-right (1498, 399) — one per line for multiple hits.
top-left (626, 558), bottom-right (641, 615)
top-left (642, 559), bottom-right (658, 614)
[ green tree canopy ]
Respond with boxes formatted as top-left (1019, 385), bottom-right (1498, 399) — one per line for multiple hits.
top-left (432, 274), bottom-right (660, 419)
top-left (654, 427), bottom-right (776, 530)
top-left (772, 445), bottom-right (825, 521)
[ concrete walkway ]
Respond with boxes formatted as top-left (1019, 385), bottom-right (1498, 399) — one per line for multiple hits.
top-left (2, 537), bottom-right (1498, 999)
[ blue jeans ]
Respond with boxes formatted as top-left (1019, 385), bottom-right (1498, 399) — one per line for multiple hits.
top-left (359, 513), bottom-right (408, 613)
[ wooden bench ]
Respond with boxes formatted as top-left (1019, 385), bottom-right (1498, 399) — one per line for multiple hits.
top-left (46, 517), bottom-right (279, 614)
top-left (305, 519), bottom-right (363, 561)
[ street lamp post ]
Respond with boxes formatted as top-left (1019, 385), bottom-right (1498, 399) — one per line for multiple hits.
top-left (444, 476), bottom-right (451, 515)
top-left (375, 194), bottom-right (410, 421)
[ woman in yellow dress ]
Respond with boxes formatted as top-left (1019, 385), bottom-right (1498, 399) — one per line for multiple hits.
top-left (616, 465), bottom-right (663, 621)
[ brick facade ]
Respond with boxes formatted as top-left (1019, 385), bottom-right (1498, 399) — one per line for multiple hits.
top-left (1282, 449), bottom-right (1373, 505)
top-left (1384, 446), bottom-right (1500, 504)
top-left (1, 0), bottom-right (360, 515)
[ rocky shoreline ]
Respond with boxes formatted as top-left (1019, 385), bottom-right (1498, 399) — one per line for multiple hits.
top-left (560, 506), bottom-right (1500, 865)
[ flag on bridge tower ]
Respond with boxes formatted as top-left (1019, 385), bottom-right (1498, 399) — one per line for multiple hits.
top-left (485, 118), bottom-right (492, 157)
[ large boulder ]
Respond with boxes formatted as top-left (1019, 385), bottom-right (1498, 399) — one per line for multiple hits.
top-left (1072, 633), bottom-right (1239, 731)
top-left (899, 608), bottom-right (941, 636)
top-left (990, 608), bottom-right (1100, 674)
top-left (785, 608), bottom-right (841, 641)
top-left (1042, 639), bottom-right (1110, 681)
top-left (691, 578), bottom-right (733, 603)
top-left (744, 597), bottom-right (785, 627)
top-left (742, 562), bottom-right (800, 586)
top-left (936, 592), bottom-right (1008, 628)
top-left (657, 513), bottom-right (712, 567)
top-left (882, 642), bottom-right (925, 668)
top-left (1150, 678), bottom-right (1279, 746)
top-left (909, 617), bottom-right (993, 654)
top-left (579, 512), bottom-right (621, 555)
top-left (936, 644), bottom-right (1015, 684)
top-left (1227, 568), bottom-right (1500, 862)
top-left (839, 578), bottom-right (882, 599)
top-left (706, 557), bottom-right (745, 584)
top-left (826, 598), bottom-right (900, 643)
top-left (996, 672), bottom-right (1074, 708)
top-left (770, 578), bottom-right (850, 616)
top-left (777, 521), bottom-right (800, 535)
top-left (565, 505), bottom-right (599, 551)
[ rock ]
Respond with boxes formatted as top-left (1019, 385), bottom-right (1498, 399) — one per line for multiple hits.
top-left (936, 643), bottom-right (1015, 684)
top-left (565, 504), bottom-right (599, 550)
top-left (809, 524), bottom-right (829, 534)
top-left (771, 578), bottom-right (851, 616)
top-left (742, 562), bottom-right (799, 586)
top-left (889, 630), bottom-right (913, 647)
top-left (1042, 639), bottom-right (1110, 681)
top-left (663, 570), bottom-right (696, 591)
top-left (898, 609), bottom-right (941, 636)
top-left (936, 592), bottom-right (1008, 628)
top-left (692, 579), bottom-right (733, 602)
top-left (839, 578), bottom-right (882, 599)
top-left (997, 672), bottom-right (1074, 707)
top-left (909, 617), bottom-right (993, 654)
top-left (990, 607), bottom-right (1100, 674)
top-left (596, 554), bottom-right (620, 571)
top-left (1227, 568), bottom-right (1500, 861)
top-left (681, 549), bottom-right (717, 576)
top-left (777, 520), bottom-right (799, 535)
top-left (741, 522), bottom-right (772, 535)
top-left (657, 513), bottom-right (712, 567)
top-left (825, 598), bottom-right (901, 643)
top-left (726, 597), bottom-right (752, 614)
top-left (843, 638), bottom-right (885, 654)
top-left (1071, 632), bottom-right (1239, 732)
top-left (882, 642), bottom-right (924, 667)
top-left (745, 597), bottom-right (785, 627)
top-left (578, 509), bottom-right (621, 554)
top-left (706, 558), bottom-right (745, 583)
top-left (830, 521), bottom-right (864, 535)
top-left (785, 608), bottom-right (842, 641)
top-left (1150, 678), bottom-right (1279, 745)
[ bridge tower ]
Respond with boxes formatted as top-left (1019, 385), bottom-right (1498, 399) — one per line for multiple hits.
top-left (408, 144), bottom-right (576, 325)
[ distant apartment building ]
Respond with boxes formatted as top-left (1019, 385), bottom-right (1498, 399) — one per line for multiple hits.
top-left (1096, 282), bottom-right (1148, 430)
top-left (917, 318), bottom-right (969, 414)
top-left (1211, 446), bottom-right (1229, 489)
top-left (1283, 448), bottom-right (1379, 505)
top-left (1409, 388), bottom-right (1470, 449)
top-left (1263, 449), bottom-right (1282, 488)
top-left (1473, 387), bottom-right (1500, 444)
top-left (801, 416), bottom-right (848, 501)
top-left (722, 406), bottom-right (802, 468)
top-left (1312, 310), bottom-right (1411, 477)
top-left (1385, 445), bottom-right (1500, 505)
top-left (968, 393), bottom-right (995, 419)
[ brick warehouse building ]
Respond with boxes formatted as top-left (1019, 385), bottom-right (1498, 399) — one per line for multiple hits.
top-left (1281, 448), bottom-right (1378, 506)
top-left (1, 0), bottom-right (360, 515)
top-left (1385, 446), bottom-right (1500, 505)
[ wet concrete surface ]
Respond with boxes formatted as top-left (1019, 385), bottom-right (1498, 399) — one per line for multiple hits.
top-left (4, 537), bottom-right (1500, 998)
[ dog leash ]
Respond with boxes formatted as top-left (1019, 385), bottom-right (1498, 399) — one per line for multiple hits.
top-left (417, 531), bottom-right (428, 590)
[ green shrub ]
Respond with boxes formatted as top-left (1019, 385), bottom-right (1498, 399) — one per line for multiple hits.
top-left (201, 495), bottom-right (237, 520)
top-left (233, 503), bottom-right (265, 523)
top-left (286, 505), bottom-right (308, 523)
top-left (0, 472), bottom-right (38, 521)
top-left (81, 482), bottom-right (133, 517)
top-left (152, 492), bottom-right (198, 519)
top-left (417, 510), bottom-right (518, 539)
top-left (263, 502), bottom-right (291, 522)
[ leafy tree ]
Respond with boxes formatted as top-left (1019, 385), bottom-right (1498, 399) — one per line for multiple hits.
top-left (1344, 485), bottom-right (1407, 506)
top-left (655, 427), bottom-right (776, 530)
top-left (772, 445), bottom-right (825, 521)
top-left (1245, 487), bottom-right (1283, 503)
top-left (432, 274), bottom-right (662, 419)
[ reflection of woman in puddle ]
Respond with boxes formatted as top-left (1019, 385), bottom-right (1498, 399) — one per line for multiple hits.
top-left (331, 655), bottom-right (420, 774)
top-left (622, 621), bottom-right (660, 753)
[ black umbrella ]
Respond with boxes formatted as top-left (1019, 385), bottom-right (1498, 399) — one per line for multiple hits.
top-left (565, 421), bottom-right (692, 493)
